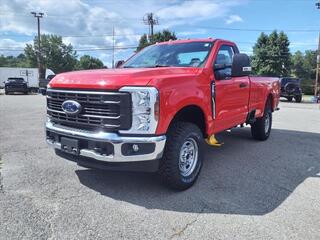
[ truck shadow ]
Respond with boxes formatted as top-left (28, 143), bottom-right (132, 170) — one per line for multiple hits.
top-left (75, 128), bottom-right (320, 215)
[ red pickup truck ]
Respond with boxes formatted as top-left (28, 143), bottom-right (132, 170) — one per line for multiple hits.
top-left (46, 39), bottom-right (280, 190)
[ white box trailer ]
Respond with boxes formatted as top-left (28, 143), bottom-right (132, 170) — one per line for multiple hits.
top-left (0, 67), bottom-right (54, 91)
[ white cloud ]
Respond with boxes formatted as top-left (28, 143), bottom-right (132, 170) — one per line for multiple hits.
top-left (0, 38), bottom-right (33, 56)
top-left (225, 15), bottom-right (243, 24)
top-left (0, 39), bottom-right (29, 48)
top-left (0, 0), bottom-right (245, 66)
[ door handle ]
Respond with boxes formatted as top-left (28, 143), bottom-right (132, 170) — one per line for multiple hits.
top-left (239, 82), bottom-right (248, 88)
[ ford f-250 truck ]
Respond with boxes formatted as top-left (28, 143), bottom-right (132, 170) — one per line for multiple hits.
top-left (46, 39), bottom-right (280, 190)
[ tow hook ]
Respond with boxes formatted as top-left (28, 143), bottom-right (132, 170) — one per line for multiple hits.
top-left (206, 134), bottom-right (223, 147)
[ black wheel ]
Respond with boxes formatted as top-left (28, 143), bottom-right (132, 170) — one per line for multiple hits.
top-left (287, 97), bottom-right (293, 102)
top-left (251, 100), bottom-right (272, 141)
top-left (5, 91), bottom-right (8, 95)
top-left (159, 122), bottom-right (204, 190)
top-left (294, 95), bottom-right (302, 103)
top-left (30, 88), bottom-right (38, 94)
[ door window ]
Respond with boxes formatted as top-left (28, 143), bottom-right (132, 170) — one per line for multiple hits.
top-left (214, 45), bottom-right (234, 80)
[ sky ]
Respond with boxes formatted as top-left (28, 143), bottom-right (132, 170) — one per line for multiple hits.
top-left (0, 0), bottom-right (319, 67)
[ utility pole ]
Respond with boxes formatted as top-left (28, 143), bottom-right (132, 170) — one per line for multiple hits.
top-left (315, 2), bottom-right (320, 96)
top-left (31, 12), bottom-right (44, 83)
top-left (315, 33), bottom-right (320, 97)
top-left (143, 13), bottom-right (159, 42)
top-left (112, 26), bottom-right (115, 69)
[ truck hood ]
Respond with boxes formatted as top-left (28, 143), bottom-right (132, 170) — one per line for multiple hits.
top-left (49, 67), bottom-right (203, 90)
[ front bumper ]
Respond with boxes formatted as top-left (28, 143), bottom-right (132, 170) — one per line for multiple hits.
top-left (5, 85), bottom-right (27, 92)
top-left (46, 120), bottom-right (166, 166)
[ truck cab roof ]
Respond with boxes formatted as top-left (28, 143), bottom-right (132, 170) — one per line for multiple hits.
top-left (156, 38), bottom-right (236, 46)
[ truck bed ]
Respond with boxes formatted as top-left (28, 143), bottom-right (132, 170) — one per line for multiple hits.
top-left (249, 76), bottom-right (280, 117)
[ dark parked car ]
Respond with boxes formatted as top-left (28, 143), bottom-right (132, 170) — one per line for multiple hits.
top-left (4, 77), bottom-right (28, 95)
top-left (280, 77), bottom-right (302, 102)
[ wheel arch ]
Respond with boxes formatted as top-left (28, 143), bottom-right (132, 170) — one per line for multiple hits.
top-left (167, 105), bottom-right (207, 137)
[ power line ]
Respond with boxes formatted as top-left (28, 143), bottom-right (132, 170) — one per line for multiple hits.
top-left (0, 33), bottom-right (142, 38)
top-left (197, 26), bottom-right (319, 33)
top-left (1, 26), bottom-right (319, 40)
top-left (0, 13), bottom-right (140, 20)
top-left (0, 46), bottom-right (137, 52)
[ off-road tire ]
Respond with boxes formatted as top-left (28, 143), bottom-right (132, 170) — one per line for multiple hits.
top-left (158, 122), bottom-right (204, 190)
top-left (294, 95), bottom-right (302, 103)
top-left (251, 99), bottom-right (272, 141)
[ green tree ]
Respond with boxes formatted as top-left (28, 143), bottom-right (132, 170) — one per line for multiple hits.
top-left (76, 55), bottom-right (104, 70)
top-left (136, 30), bottom-right (177, 51)
top-left (137, 34), bottom-right (150, 51)
top-left (252, 31), bottom-right (291, 76)
top-left (251, 32), bottom-right (268, 75)
top-left (0, 54), bottom-right (31, 68)
top-left (277, 31), bottom-right (291, 76)
top-left (291, 51), bottom-right (308, 79)
top-left (24, 34), bottom-right (77, 77)
top-left (298, 50), bottom-right (317, 95)
top-left (303, 50), bottom-right (317, 80)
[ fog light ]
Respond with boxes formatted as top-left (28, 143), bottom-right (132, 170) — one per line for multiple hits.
top-left (121, 143), bottom-right (156, 156)
top-left (132, 144), bottom-right (139, 152)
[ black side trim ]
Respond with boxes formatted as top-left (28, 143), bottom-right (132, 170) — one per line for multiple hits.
top-left (55, 149), bottom-right (159, 172)
top-left (246, 109), bottom-right (256, 124)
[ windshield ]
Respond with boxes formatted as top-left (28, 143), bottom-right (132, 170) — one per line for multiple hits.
top-left (281, 78), bottom-right (300, 86)
top-left (123, 42), bottom-right (214, 68)
top-left (8, 78), bottom-right (24, 82)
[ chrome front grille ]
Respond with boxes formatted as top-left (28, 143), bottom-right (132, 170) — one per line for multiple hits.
top-left (46, 89), bottom-right (132, 131)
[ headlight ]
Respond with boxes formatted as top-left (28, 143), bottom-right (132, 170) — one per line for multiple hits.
top-left (119, 86), bottom-right (159, 134)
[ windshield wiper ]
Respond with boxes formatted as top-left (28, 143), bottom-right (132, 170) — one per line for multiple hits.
top-left (122, 66), bottom-right (135, 68)
top-left (123, 64), bottom-right (171, 68)
top-left (148, 64), bottom-right (171, 68)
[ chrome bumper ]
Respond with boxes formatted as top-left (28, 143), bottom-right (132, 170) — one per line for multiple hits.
top-left (46, 120), bottom-right (166, 163)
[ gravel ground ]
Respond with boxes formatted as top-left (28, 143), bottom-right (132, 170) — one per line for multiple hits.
top-left (0, 94), bottom-right (319, 240)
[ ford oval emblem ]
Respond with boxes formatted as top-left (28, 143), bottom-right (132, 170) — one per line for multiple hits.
top-left (61, 100), bottom-right (82, 115)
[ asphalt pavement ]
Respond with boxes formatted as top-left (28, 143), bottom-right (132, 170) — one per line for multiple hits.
top-left (0, 94), bottom-right (319, 240)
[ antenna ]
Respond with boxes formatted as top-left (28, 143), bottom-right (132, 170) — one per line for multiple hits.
top-left (143, 13), bottom-right (159, 42)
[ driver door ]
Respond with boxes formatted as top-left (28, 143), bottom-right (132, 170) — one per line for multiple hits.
top-left (213, 45), bottom-right (250, 132)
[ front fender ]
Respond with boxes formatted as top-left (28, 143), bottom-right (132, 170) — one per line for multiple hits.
top-left (149, 76), bottom-right (211, 135)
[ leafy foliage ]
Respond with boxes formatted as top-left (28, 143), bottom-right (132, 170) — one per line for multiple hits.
top-left (76, 55), bottom-right (105, 70)
top-left (252, 30), bottom-right (318, 94)
top-left (136, 30), bottom-right (177, 51)
top-left (0, 54), bottom-right (32, 68)
top-left (251, 31), bottom-right (291, 77)
top-left (291, 50), bottom-right (318, 94)
top-left (25, 34), bottom-right (78, 78)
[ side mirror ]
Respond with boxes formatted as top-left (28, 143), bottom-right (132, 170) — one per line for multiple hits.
top-left (232, 53), bottom-right (251, 77)
top-left (115, 60), bottom-right (124, 68)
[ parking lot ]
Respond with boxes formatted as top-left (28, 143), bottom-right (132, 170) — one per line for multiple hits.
top-left (0, 94), bottom-right (319, 240)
